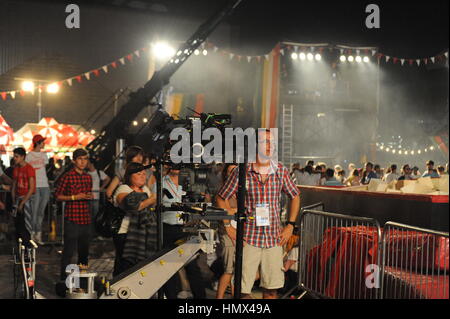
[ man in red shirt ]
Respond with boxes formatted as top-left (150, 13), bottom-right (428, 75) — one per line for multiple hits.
top-left (55, 149), bottom-right (93, 280)
top-left (11, 147), bottom-right (36, 245)
top-left (217, 129), bottom-right (300, 299)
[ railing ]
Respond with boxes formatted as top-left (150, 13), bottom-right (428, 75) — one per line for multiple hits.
top-left (0, 188), bottom-right (107, 246)
top-left (381, 222), bottom-right (449, 299)
top-left (298, 208), bottom-right (382, 299)
top-left (295, 203), bottom-right (449, 299)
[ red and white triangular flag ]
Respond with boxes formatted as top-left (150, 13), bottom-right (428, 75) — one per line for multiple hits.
top-left (134, 50), bottom-right (140, 58)
top-left (119, 58), bottom-right (125, 65)
top-left (445, 52), bottom-right (448, 58)
top-left (247, 56), bottom-right (252, 63)
top-left (67, 78), bottom-right (73, 86)
top-left (265, 54), bottom-right (269, 61)
top-left (423, 58), bottom-right (428, 65)
top-left (280, 49), bottom-right (284, 56)
top-left (10, 91), bottom-right (16, 99)
top-left (1, 92), bottom-right (6, 100)
top-left (416, 59), bottom-right (420, 66)
top-left (385, 56), bottom-right (390, 62)
top-left (401, 59), bottom-right (405, 66)
top-left (102, 65), bottom-right (108, 73)
top-left (340, 49), bottom-right (344, 55)
top-left (85, 72), bottom-right (90, 80)
top-left (229, 53), bottom-right (234, 60)
top-left (372, 50), bottom-right (376, 56)
top-left (431, 57), bottom-right (435, 63)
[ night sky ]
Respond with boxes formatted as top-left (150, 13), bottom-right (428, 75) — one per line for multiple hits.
top-left (73, 0), bottom-right (449, 56)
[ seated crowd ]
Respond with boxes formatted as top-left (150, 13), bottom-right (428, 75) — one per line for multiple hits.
top-left (290, 160), bottom-right (449, 187)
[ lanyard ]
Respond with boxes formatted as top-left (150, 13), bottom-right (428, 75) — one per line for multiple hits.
top-left (254, 163), bottom-right (271, 204)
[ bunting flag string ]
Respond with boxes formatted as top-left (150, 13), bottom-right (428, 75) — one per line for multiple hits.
top-left (375, 50), bottom-right (448, 67)
top-left (205, 41), bottom-right (448, 68)
top-left (1, 41), bottom-right (448, 101)
top-left (0, 46), bottom-right (148, 101)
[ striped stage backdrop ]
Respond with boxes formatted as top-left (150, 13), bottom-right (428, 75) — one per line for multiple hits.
top-left (165, 93), bottom-right (205, 118)
top-left (260, 43), bottom-right (281, 129)
top-left (166, 93), bottom-right (184, 118)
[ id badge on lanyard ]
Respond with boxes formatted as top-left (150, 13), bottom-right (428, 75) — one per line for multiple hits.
top-left (255, 203), bottom-right (270, 227)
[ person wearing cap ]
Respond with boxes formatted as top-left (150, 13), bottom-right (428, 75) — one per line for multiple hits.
top-left (422, 160), bottom-right (440, 178)
top-left (55, 149), bottom-right (93, 280)
top-left (27, 134), bottom-right (50, 245)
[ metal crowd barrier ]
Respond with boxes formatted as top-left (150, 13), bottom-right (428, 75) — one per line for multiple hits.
top-left (381, 222), bottom-right (449, 299)
top-left (298, 207), bottom-right (382, 299)
top-left (0, 188), bottom-right (107, 248)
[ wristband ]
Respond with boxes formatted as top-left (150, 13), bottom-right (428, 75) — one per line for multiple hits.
top-left (71, 195), bottom-right (75, 201)
top-left (287, 221), bottom-right (296, 227)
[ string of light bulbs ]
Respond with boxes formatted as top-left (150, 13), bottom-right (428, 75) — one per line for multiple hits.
top-left (376, 142), bottom-right (436, 155)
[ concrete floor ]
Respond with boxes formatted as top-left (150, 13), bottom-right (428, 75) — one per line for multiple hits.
top-left (0, 237), bottom-right (266, 299)
top-left (0, 209), bottom-right (268, 299)
top-left (0, 238), bottom-right (116, 299)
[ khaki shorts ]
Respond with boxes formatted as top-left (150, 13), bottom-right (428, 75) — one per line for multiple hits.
top-left (241, 243), bottom-right (284, 294)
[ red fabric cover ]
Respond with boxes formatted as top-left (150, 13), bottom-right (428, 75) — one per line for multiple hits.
top-left (305, 226), bottom-right (380, 298)
top-left (305, 226), bottom-right (449, 299)
top-left (383, 230), bottom-right (449, 272)
top-left (384, 266), bottom-right (449, 299)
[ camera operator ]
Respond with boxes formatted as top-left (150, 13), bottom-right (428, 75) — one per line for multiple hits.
top-left (216, 129), bottom-right (300, 299)
top-left (113, 163), bottom-right (157, 275)
top-left (152, 165), bottom-right (208, 299)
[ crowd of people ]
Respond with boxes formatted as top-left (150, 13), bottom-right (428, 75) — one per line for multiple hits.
top-left (1, 130), bottom-right (304, 299)
top-left (1, 131), bottom-right (447, 299)
top-left (290, 159), bottom-right (449, 187)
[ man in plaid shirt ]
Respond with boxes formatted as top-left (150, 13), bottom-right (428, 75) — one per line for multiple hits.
top-left (217, 129), bottom-right (300, 298)
top-left (55, 149), bottom-right (93, 280)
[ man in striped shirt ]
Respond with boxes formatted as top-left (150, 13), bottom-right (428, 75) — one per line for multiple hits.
top-left (55, 149), bottom-right (93, 280)
top-left (217, 129), bottom-right (300, 299)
